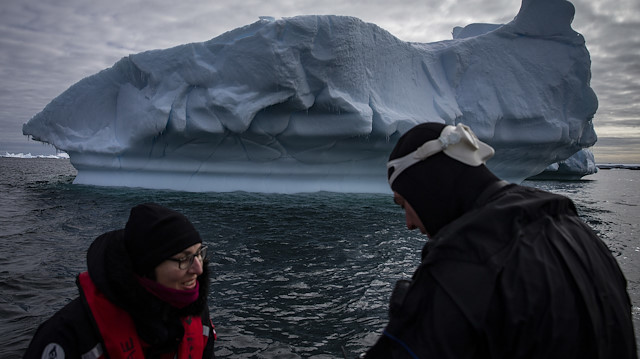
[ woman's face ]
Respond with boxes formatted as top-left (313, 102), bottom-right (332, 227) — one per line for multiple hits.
top-left (154, 243), bottom-right (204, 290)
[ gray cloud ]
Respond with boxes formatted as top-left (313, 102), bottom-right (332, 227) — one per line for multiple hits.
top-left (592, 136), bottom-right (640, 164)
top-left (569, 0), bottom-right (640, 149)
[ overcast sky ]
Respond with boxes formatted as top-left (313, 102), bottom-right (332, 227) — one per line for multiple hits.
top-left (0, 0), bottom-right (638, 163)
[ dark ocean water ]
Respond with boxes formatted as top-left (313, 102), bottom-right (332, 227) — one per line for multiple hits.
top-left (1, 157), bottom-right (638, 358)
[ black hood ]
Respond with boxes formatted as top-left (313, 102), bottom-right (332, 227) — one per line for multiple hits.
top-left (85, 229), bottom-right (210, 351)
top-left (388, 123), bottom-right (500, 237)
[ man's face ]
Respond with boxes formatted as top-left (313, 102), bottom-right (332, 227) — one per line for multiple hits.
top-left (393, 191), bottom-right (428, 236)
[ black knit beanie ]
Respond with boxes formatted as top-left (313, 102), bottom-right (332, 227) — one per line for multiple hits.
top-left (124, 203), bottom-right (202, 276)
top-left (388, 122), bottom-right (499, 236)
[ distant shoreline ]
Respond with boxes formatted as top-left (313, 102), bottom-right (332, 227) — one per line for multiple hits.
top-left (2, 153), bottom-right (639, 175)
top-left (2, 153), bottom-right (639, 170)
top-left (596, 164), bottom-right (640, 170)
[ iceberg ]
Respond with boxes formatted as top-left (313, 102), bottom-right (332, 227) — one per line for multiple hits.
top-left (528, 148), bottom-right (598, 180)
top-left (22, 0), bottom-right (598, 193)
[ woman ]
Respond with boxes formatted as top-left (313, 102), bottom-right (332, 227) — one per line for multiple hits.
top-left (24, 203), bottom-right (216, 358)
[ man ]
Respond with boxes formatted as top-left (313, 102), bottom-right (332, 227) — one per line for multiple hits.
top-left (365, 122), bottom-right (637, 358)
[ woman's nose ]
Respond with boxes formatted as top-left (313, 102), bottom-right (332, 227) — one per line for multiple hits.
top-left (189, 255), bottom-right (204, 274)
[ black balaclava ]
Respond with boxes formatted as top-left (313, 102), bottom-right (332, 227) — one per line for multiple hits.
top-left (388, 122), bottom-right (500, 237)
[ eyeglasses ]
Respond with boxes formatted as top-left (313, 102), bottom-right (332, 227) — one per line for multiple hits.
top-left (167, 245), bottom-right (208, 270)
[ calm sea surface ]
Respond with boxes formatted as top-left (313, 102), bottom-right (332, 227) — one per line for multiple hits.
top-left (1, 157), bottom-right (638, 358)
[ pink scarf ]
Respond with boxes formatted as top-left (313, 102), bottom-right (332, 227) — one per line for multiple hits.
top-left (137, 276), bottom-right (199, 309)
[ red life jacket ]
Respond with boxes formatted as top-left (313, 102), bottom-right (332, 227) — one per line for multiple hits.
top-left (78, 271), bottom-right (210, 359)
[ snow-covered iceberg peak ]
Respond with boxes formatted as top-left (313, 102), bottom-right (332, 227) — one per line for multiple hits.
top-left (23, 0), bottom-right (597, 193)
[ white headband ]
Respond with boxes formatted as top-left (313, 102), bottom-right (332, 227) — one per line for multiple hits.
top-left (387, 123), bottom-right (495, 186)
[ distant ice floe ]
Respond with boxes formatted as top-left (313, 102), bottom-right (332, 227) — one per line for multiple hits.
top-left (2, 152), bottom-right (69, 159)
top-left (528, 149), bottom-right (597, 180)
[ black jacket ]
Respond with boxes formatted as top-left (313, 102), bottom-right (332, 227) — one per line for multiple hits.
top-left (367, 184), bottom-right (637, 358)
top-left (23, 230), bottom-right (216, 358)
